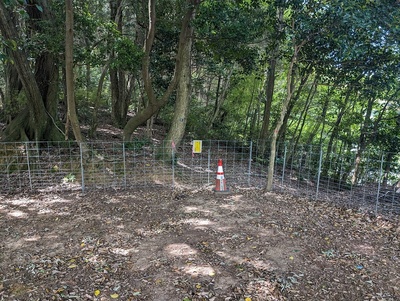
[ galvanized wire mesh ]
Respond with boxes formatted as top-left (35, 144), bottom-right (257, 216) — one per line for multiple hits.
top-left (0, 140), bottom-right (399, 219)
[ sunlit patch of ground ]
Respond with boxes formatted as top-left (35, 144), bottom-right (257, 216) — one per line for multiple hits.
top-left (0, 189), bottom-right (398, 300)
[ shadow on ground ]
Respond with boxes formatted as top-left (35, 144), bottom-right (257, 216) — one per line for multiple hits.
top-left (0, 188), bottom-right (399, 300)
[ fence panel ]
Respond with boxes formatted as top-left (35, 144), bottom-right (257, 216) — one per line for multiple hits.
top-left (0, 140), bottom-right (398, 219)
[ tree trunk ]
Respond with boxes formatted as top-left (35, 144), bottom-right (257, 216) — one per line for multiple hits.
top-left (322, 99), bottom-right (348, 176)
top-left (110, 70), bottom-right (131, 128)
top-left (351, 97), bottom-right (374, 185)
top-left (242, 77), bottom-right (258, 138)
top-left (278, 65), bottom-right (311, 142)
top-left (3, 60), bottom-right (22, 123)
top-left (35, 52), bottom-right (62, 141)
top-left (90, 62), bottom-right (110, 138)
top-left (0, 1), bottom-right (49, 141)
top-left (259, 56), bottom-right (277, 145)
top-left (207, 69), bottom-right (233, 130)
top-left (123, 0), bottom-right (201, 141)
top-left (65, 0), bottom-right (84, 143)
top-left (382, 152), bottom-right (394, 188)
top-left (0, 2), bottom-right (20, 123)
top-left (109, 0), bottom-right (132, 128)
top-left (266, 40), bottom-right (305, 191)
top-left (303, 96), bottom-right (329, 145)
top-left (289, 77), bottom-right (318, 162)
top-left (208, 75), bottom-right (222, 130)
top-left (163, 12), bottom-right (194, 157)
top-left (259, 8), bottom-right (283, 155)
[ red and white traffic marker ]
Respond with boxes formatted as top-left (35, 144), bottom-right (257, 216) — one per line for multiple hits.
top-left (214, 159), bottom-right (229, 194)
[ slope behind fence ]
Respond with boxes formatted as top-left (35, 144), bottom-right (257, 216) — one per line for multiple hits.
top-left (0, 140), bottom-right (399, 219)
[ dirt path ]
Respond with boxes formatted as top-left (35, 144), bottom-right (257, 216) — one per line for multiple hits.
top-left (1, 188), bottom-right (399, 300)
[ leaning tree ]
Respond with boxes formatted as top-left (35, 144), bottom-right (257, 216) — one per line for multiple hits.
top-left (0, 0), bottom-right (64, 142)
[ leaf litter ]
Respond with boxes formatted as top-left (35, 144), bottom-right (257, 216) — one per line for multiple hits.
top-left (0, 188), bottom-right (398, 300)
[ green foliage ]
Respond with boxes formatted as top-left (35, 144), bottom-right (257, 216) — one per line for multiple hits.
top-left (73, 1), bottom-right (143, 73)
top-left (221, 73), bottom-right (264, 140)
top-left (185, 105), bottom-right (209, 139)
top-left (0, 0), bottom-right (398, 163)
top-left (124, 138), bottom-right (152, 151)
top-left (110, 37), bottom-right (143, 72)
top-left (62, 173), bottom-right (76, 183)
top-left (0, 37), bottom-right (16, 63)
top-left (195, 0), bottom-right (269, 72)
top-left (373, 105), bottom-right (400, 153)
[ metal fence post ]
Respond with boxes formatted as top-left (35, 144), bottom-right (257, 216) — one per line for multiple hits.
top-left (375, 153), bottom-right (384, 215)
top-left (80, 143), bottom-right (85, 193)
top-left (123, 142), bottom-right (127, 189)
top-left (248, 140), bottom-right (253, 186)
top-left (282, 143), bottom-right (287, 186)
top-left (208, 148), bottom-right (211, 185)
top-left (361, 151), bottom-right (370, 207)
top-left (25, 142), bottom-right (33, 190)
top-left (172, 143), bottom-right (175, 188)
top-left (316, 148), bottom-right (323, 199)
top-left (308, 145), bottom-right (312, 195)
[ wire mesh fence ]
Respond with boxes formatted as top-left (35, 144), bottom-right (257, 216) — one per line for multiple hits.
top-left (0, 139), bottom-right (399, 219)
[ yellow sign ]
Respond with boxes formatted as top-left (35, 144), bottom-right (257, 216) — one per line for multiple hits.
top-left (192, 140), bottom-right (202, 153)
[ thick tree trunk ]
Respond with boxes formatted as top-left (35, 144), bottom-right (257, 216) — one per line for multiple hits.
top-left (65, 0), bottom-right (84, 143)
top-left (36, 52), bottom-right (63, 141)
top-left (3, 62), bottom-right (22, 123)
top-left (163, 9), bottom-right (194, 157)
top-left (110, 70), bottom-right (132, 128)
top-left (109, 0), bottom-right (131, 128)
top-left (0, 1), bottom-right (48, 141)
top-left (1, 8), bottom-right (20, 124)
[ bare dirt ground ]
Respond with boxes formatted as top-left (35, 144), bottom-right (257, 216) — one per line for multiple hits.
top-left (0, 187), bottom-right (399, 301)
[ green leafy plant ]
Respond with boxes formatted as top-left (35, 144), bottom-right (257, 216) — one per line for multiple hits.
top-left (124, 138), bottom-right (152, 151)
top-left (62, 173), bottom-right (76, 183)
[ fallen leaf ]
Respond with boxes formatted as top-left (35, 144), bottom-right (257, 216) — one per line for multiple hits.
top-left (155, 279), bottom-right (162, 285)
top-left (110, 293), bottom-right (119, 299)
top-left (94, 290), bottom-right (100, 296)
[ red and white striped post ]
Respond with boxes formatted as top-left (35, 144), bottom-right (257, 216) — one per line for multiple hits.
top-left (214, 159), bottom-right (229, 194)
